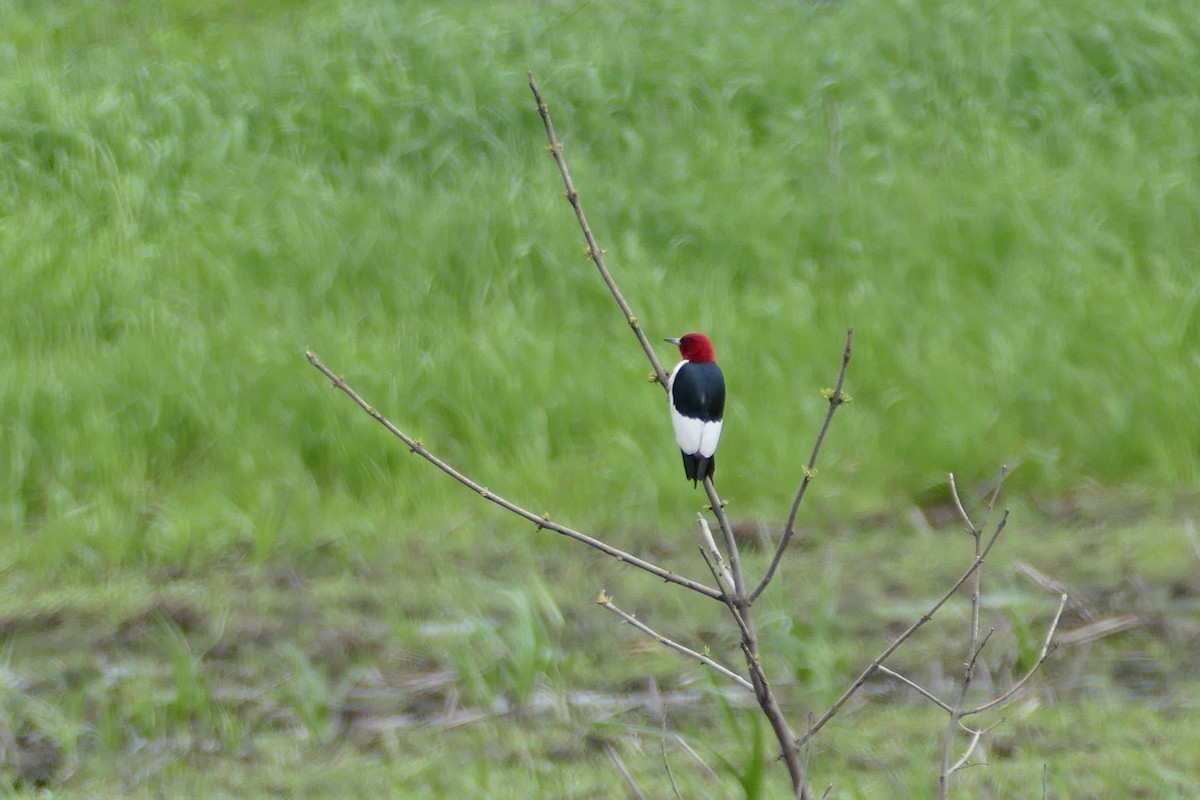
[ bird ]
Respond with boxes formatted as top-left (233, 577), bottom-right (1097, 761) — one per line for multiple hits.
top-left (665, 332), bottom-right (726, 487)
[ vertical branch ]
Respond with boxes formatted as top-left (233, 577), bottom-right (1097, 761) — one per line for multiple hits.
top-left (938, 630), bottom-right (991, 798)
top-left (704, 557), bottom-right (810, 798)
top-left (697, 500), bottom-right (808, 797)
top-left (528, 74), bottom-right (811, 797)
top-left (939, 473), bottom-right (982, 798)
top-left (949, 473), bottom-right (984, 646)
top-left (938, 469), bottom-right (1008, 797)
top-left (697, 516), bottom-right (734, 595)
top-left (742, 638), bottom-right (810, 800)
top-left (703, 476), bottom-right (745, 597)
top-left (528, 72), bottom-right (670, 388)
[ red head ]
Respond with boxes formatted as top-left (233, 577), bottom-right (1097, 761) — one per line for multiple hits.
top-left (666, 332), bottom-right (717, 363)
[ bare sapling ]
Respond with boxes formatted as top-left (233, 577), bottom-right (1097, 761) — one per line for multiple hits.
top-left (306, 72), bottom-right (1065, 798)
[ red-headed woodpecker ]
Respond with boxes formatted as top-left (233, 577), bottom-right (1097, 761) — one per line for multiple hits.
top-left (665, 333), bottom-right (726, 487)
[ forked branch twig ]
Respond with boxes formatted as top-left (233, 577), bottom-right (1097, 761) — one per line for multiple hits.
top-left (859, 473), bottom-right (1064, 798)
top-left (939, 472), bottom-right (994, 798)
top-left (963, 592), bottom-right (1067, 717)
top-left (751, 330), bottom-right (853, 601)
top-left (797, 510), bottom-right (1010, 748)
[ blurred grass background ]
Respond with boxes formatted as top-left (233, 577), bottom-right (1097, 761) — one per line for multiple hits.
top-left (1, 0), bottom-right (1198, 796)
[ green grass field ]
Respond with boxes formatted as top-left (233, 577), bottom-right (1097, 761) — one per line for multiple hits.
top-left (2, 0), bottom-right (1199, 796)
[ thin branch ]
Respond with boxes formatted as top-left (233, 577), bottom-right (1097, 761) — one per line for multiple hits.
top-left (967, 628), bottom-right (995, 674)
top-left (598, 593), bottom-right (753, 691)
top-left (704, 477), bottom-right (744, 597)
top-left (802, 712), bottom-right (818, 798)
top-left (939, 627), bottom-right (994, 798)
top-left (876, 666), bottom-right (954, 713)
top-left (701, 475), bottom-right (807, 796)
top-left (528, 71), bottom-right (669, 388)
top-left (964, 593), bottom-right (1068, 716)
top-left (966, 520), bottom-right (983, 671)
top-left (697, 516), bottom-right (734, 596)
top-left (702, 540), bottom-right (808, 797)
top-left (751, 329), bottom-right (853, 602)
top-left (306, 351), bottom-right (722, 600)
top-left (947, 720), bottom-right (998, 776)
top-left (524, 94), bottom-right (792, 799)
top-left (740, 640), bottom-right (809, 800)
top-left (949, 729), bottom-right (984, 775)
top-left (941, 473), bottom-right (995, 799)
top-left (698, 548), bottom-right (754, 647)
top-left (979, 465), bottom-right (1008, 529)
top-left (948, 473), bottom-right (977, 533)
top-left (528, 73), bottom-right (816, 797)
top-left (797, 510), bottom-right (1010, 748)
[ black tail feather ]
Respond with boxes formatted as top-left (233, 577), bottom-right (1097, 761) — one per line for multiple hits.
top-left (681, 452), bottom-right (716, 487)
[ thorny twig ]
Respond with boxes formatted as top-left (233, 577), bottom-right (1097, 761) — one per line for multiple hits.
top-left (305, 351), bottom-right (722, 600)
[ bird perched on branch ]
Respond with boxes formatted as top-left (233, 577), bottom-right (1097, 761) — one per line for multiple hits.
top-left (665, 333), bottom-right (726, 487)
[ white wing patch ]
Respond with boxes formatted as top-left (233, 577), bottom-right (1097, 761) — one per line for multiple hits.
top-left (668, 360), bottom-right (724, 458)
top-left (671, 411), bottom-right (723, 457)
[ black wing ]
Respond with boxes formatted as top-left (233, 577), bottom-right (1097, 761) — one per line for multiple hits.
top-left (671, 362), bottom-right (725, 421)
